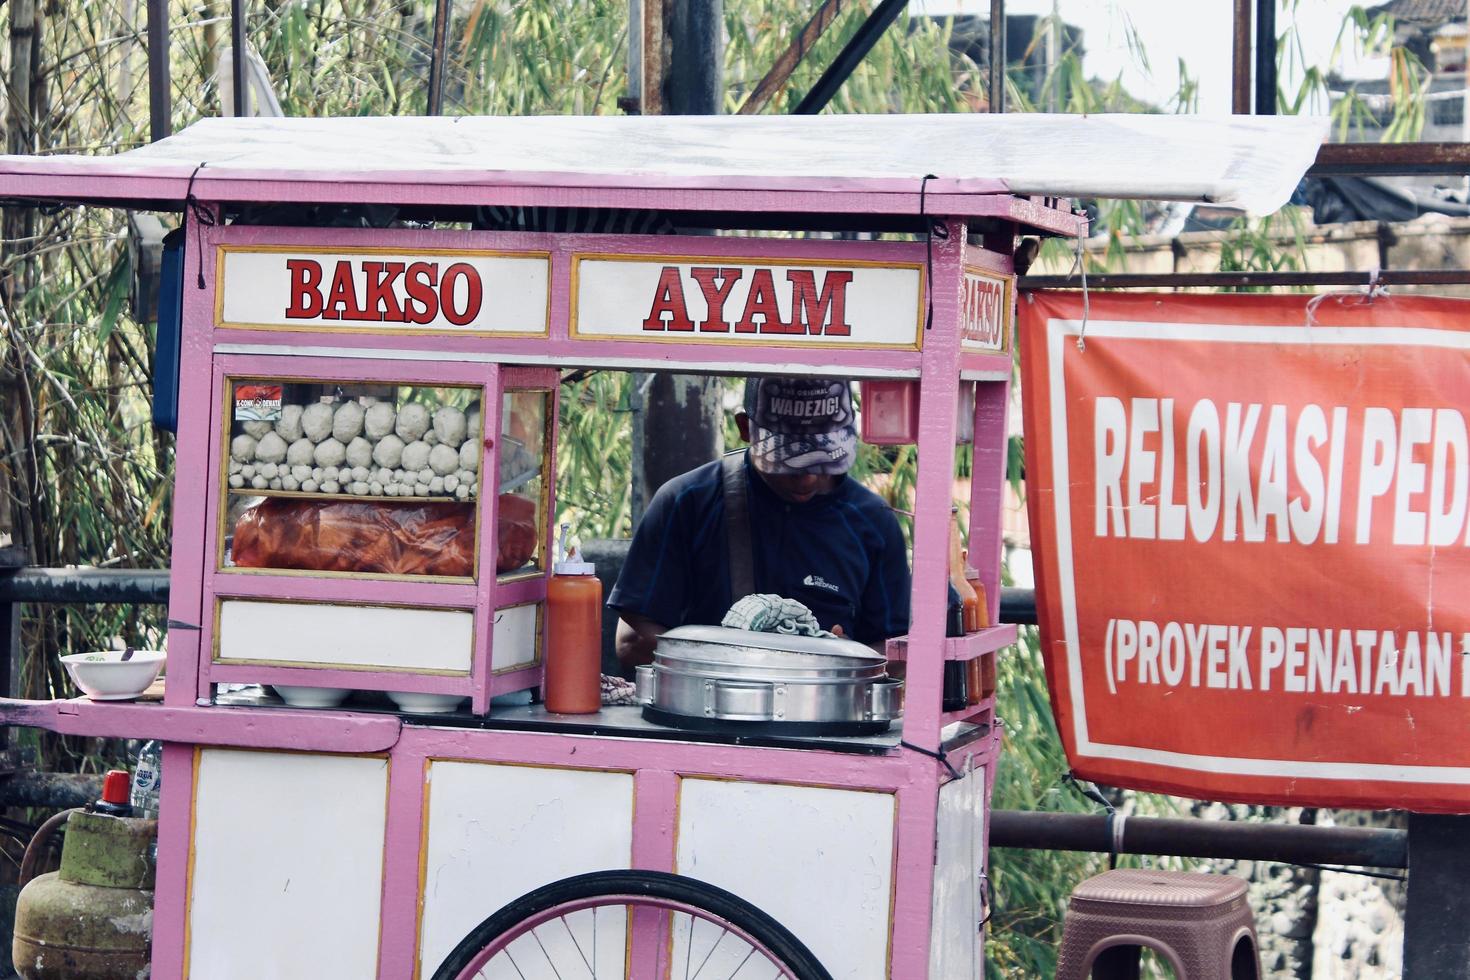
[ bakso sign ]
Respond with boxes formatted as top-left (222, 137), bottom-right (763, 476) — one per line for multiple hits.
top-left (216, 247), bottom-right (550, 334)
top-left (1021, 290), bottom-right (1470, 812)
top-left (960, 270), bottom-right (1011, 353)
top-left (572, 256), bottom-right (924, 349)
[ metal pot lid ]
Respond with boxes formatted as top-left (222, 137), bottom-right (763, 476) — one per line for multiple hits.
top-left (656, 624), bottom-right (884, 668)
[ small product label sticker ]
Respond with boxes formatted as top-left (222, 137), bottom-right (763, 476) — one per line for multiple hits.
top-left (235, 383), bottom-right (283, 422)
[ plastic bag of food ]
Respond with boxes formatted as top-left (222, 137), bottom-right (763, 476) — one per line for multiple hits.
top-left (232, 498), bottom-right (471, 575)
top-left (495, 492), bottom-right (538, 573)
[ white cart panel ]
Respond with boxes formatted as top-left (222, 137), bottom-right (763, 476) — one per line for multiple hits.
top-left (418, 761), bottom-right (636, 976)
top-left (217, 598), bottom-right (474, 672)
top-left (490, 602), bottom-right (539, 672)
top-left (929, 766), bottom-right (987, 980)
top-left (675, 777), bottom-right (895, 980)
top-left (187, 749), bottom-right (389, 979)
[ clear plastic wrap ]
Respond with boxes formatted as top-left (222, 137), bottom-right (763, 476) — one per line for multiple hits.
top-left (232, 493), bottom-right (537, 577)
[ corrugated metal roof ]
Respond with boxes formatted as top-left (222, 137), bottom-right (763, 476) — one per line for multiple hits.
top-left (1369, 0), bottom-right (1467, 25)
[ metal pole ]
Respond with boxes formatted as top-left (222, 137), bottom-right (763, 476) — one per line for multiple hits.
top-left (793, 0), bottom-right (908, 114)
top-left (990, 810), bottom-right (1407, 869)
top-left (737, 0), bottom-right (850, 115)
top-left (1311, 140), bottom-right (1470, 176)
top-left (230, 0), bottom-right (246, 117)
top-left (0, 772), bottom-right (103, 809)
top-left (0, 568), bottom-right (171, 605)
top-left (1020, 268), bottom-right (1470, 290)
top-left (1405, 813), bottom-right (1470, 975)
top-left (426, 0), bottom-right (451, 115)
top-left (623, 0), bottom-right (643, 112)
top-left (0, 549), bottom-right (20, 750)
top-left (1231, 0), bottom-right (1251, 115)
top-left (988, 0), bottom-right (1005, 112)
top-left (635, 0), bottom-right (724, 516)
top-left (666, 0), bottom-right (723, 114)
top-left (146, 0), bottom-right (171, 140)
top-left (0, 597), bottom-right (14, 748)
top-left (1253, 0), bottom-right (1275, 115)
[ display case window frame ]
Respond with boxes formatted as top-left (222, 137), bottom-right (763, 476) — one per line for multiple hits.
top-left (489, 601), bottom-right (544, 675)
top-left (212, 364), bottom-right (492, 586)
top-left (210, 595), bottom-right (478, 676)
top-left (495, 376), bottom-right (558, 585)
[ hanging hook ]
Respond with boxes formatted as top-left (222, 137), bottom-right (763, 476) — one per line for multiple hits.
top-left (184, 162), bottom-right (217, 290)
top-left (1066, 230), bottom-right (1091, 351)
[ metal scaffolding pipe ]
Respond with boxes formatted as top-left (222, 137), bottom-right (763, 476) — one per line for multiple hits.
top-left (147, 0), bottom-right (171, 141)
top-left (793, 0), bottom-right (908, 114)
top-left (230, 0), bottom-right (246, 117)
top-left (0, 772), bottom-right (103, 810)
top-left (1253, 0), bottom-right (1275, 115)
top-left (0, 570), bottom-right (1050, 625)
top-left (1231, 0), bottom-right (1251, 115)
top-left (0, 568), bottom-right (170, 605)
top-left (988, 0), bottom-right (1005, 113)
top-left (1021, 269), bottom-right (1470, 291)
top-left (990, 810), bottom-right (1407, 869)
top-left (426, 0), bottom-right (451, 115)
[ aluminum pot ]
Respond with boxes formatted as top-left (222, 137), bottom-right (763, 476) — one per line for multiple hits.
top-left (636, 625), bottom-right (903, 729)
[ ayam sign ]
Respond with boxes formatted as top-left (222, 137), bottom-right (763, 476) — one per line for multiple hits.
top-left (216, 247), bottom-right (550, 334)
top-left (1021, 291), bottom-right (1470, 812)
top-left (572, 256), bottom-right (924, 348)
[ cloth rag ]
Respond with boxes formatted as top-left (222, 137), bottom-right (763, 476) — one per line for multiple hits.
top-left (721, 594), bottom-right (835, 639)
top-left (601, 673), bottom-right (639, 706)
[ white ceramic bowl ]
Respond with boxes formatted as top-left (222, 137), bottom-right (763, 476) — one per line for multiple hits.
top-left (386, 691), bottom-right (466, 714)
top-left (271, 685), bottom-right (351, 709)
top-left (61, 651), bottom-right (166, 701)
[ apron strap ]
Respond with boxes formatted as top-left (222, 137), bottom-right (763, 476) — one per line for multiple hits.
top-left (721, 452), bottom-right (756, 603)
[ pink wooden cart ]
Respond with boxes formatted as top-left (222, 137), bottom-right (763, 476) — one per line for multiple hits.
top-left (0, 113), bottom-right (1321, 978)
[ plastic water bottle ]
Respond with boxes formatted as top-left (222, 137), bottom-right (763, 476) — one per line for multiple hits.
top-left (131, 740), bottom-right (162, 819)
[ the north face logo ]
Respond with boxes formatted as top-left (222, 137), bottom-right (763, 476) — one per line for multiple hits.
top-left (803, 574), bottom-right (840, 594)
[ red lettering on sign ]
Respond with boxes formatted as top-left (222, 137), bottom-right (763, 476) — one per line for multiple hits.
top-left (788, 270), bottom-right (853, 336)
top-left (361, 261), bottom-right (405, 322)
top-left (642, 266), bottom-right (694, 332)
top-left (738, 269), bottom-right (790, 334)
top-left (322, 261), bottom-right (369, 321)
top-left (690, 267), bottom-right (742, 333)
top-left (285, 260), bottom-right (324, 319)
top-left (440, 263), bottom-right (481, 327)
top-left (403, 262), bottom-right (440, 325)
top-left (962, 275), bottom-right (1006, 349)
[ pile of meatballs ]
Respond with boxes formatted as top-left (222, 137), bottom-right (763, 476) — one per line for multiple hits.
top-left (228, 399), bottom-right (482, 500)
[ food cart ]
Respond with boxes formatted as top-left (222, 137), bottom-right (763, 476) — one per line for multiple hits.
top-left (0, 112), bottom-right (1322, 978)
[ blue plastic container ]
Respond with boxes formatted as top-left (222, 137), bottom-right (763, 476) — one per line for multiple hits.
top-left (151, 228), bottom-right (185, 432)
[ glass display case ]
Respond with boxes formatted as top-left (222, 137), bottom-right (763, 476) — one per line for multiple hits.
top-left (218, 378), bottom-right (485, 580)
top-left (496, 387), bottom-right (551, 579)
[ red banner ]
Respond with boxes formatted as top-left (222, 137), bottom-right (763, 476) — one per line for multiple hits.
top-left (1020, 291), bottom-right (1470, 811)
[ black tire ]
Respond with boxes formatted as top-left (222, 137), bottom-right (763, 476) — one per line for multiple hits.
top-left (432, 869), bottom-right (835, 980)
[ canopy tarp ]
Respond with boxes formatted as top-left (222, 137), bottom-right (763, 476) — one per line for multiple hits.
top-left (0, 113), bottom-right (1326, 218)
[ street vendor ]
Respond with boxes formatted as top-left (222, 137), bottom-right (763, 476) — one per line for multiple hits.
top-left (610, 376), bottom-right (911, 666)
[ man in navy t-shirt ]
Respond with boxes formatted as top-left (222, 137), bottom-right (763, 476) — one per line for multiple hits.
top-left (609, 377), bottom-right (911, 666)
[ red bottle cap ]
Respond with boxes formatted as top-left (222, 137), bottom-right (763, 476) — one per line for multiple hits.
top-left (101, 770), bottom-right (131, 806)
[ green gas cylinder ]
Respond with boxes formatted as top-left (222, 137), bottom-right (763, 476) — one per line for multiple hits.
top-left (12, 775), bottom-right (156, 979)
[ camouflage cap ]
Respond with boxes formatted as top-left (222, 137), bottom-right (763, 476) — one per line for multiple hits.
top-left (741, 377), bottom-right (857, 475)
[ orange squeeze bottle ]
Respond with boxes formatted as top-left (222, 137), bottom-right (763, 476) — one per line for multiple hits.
top-left (544, 525), bottom-right (602, 714)
top-left (962, 549), bottom-right (995, 702)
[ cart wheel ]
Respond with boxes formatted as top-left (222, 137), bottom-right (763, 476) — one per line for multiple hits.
top-left (431, 869), bottom-right (834, 980)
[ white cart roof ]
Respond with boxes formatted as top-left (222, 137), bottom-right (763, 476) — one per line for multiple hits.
top-left (0, 112), bottom-right (1326, 221)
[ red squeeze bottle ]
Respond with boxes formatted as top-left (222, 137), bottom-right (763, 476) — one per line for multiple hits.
top-left (544, 526), bottom-right (602, 714)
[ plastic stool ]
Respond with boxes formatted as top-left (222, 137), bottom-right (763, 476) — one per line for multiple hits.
top-left (1056, 869), bottom-right (1261, 979)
